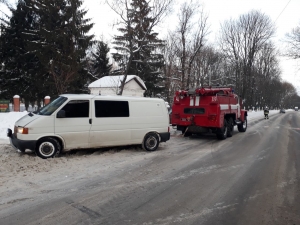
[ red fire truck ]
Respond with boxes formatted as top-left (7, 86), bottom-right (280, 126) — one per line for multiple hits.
top-left (171, 86), bottom-right (247, 140)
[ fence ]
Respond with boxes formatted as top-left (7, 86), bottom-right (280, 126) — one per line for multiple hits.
top-left (8, 103), bottom-right (39, 112)
top-left (0, 100), bottom-right (10, 112)
top-left (5, 95), bottom-right (51, 112)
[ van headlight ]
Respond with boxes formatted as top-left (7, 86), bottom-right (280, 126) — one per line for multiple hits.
top-left (17, 127), bottom-right (29, 134)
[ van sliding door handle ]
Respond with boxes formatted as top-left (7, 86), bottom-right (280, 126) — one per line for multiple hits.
top-left (89, 119), bottom-right (92, 124)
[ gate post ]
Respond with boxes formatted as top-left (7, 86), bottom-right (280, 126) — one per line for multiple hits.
top-left (13, 95), bottom-right (20, 112)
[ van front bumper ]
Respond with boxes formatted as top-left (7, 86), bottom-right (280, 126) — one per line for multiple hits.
top-left (7, 128), bottom-right (36, 152)
top-left (159, 132), bottom-right (170, 142)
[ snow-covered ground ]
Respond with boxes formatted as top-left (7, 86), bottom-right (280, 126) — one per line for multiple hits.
top-left (0, 111), bottom-right (28, 144)
top-left (0, 109), bottom-right (283, 143)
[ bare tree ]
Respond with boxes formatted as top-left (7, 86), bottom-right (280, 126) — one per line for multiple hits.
top-left (254, 43), bottom-right (281, 108)
top-left (0, 0), bottom-right (9, 20)
top-left (104, 0), bottom-right (174, 95)
top-left (175, 0), bottom-right (209, 89)
top-left (219, 10), bottom-right (275, 108)
top-left (285, 23), bottom-right (300, 59)
top-left (192, 46), bottom-right (223, 87)
top-left (163, 31), bottom-right (181, 103)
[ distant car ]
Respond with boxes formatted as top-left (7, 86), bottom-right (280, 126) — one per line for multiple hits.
top-left (280, 109), bottom-right (285, 113)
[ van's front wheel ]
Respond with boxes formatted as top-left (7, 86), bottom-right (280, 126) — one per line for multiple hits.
top-left (36, 137), bottom-right (61, 159)
top-left (143, 132), bottom-right (159, 151)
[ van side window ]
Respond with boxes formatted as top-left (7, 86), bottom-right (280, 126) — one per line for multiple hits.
top-left (95, 100), bottom-right (129, 117)
top-left (61, 100), bottom-right (89, 118)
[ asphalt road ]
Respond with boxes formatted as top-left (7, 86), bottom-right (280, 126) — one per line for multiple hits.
top-left (1, 111), bottom-right (300, 225)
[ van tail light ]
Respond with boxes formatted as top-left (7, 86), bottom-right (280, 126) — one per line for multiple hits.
top-left (208, 114), bottom-right (217, 122)
top-left (168, 126), bottom-right (170, 132)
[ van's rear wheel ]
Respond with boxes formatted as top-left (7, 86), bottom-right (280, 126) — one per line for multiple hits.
top-left (143, 132), bottom-right (159, 151)
top-left (36, 137), bottom-right (61, 159)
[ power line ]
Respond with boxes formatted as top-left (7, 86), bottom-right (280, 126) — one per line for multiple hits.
top-left (275, 0), bottom-right (291, 22)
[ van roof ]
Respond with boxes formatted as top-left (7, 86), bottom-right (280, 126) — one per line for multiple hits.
top-left (60, 94), bottom-right (164, 102)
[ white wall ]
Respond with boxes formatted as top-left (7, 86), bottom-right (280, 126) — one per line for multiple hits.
top-left (125, 79), bottom-right (143, 90)
top-left (89, 84), bottom-right (145, 97)
top-left (90, 87), bottom-right (117, 96)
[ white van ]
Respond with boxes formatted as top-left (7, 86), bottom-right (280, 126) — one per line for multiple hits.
top-left (7, 94), bottom-right (170, 159)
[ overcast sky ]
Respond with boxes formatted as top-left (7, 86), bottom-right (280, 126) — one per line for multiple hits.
top-left (200, 0), bottom-right (300, 94)
top-left (81, 0), bottom-right (300, 93)
top-left (2, 0), bottom-right (300, 93)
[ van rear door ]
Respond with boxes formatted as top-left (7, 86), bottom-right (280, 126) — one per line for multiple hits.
top-left (55, 99), bottom-right (91, 149)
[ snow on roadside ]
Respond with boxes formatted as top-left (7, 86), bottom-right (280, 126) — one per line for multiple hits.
top-left (245, 109), bottom-right (280, 120)
top-left (0, 112), bottom-right (28, 140)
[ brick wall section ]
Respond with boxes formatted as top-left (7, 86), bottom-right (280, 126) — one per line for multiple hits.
top-left (13, 95), bottom-right (20, 112)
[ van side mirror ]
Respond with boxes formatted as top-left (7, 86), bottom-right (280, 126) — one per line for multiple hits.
top-left (57, 110), bottom-right (66, 118)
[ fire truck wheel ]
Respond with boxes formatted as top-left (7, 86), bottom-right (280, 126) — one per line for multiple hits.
top-left (142, 132), bottom-right (159, 151)
top-left (227, 118), bottom-right (234, 137)
top-left (183, 129), bottom-right (192, 137)
top-left (184, 132), bottom-right (192, 137)
top-left (181, 126), bottom-right (187, 134)
top-left (182, 127), bottom-right (192, 137)
top-left (217, 120), bottom-right (228, 140)
top-left (238, 116), bottom-right (247, 132)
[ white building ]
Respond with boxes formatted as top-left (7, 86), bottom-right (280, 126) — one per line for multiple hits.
top-left (88, 75), bottom-right (147, 97)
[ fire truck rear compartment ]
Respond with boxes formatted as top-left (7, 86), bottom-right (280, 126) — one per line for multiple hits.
top-left (171, 86), bottom-right (247, 139)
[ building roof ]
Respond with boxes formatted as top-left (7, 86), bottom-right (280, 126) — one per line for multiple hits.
top-left (60, 94), bottom-right (163, 102)
top-left (88, 75), bottom-right (147, 90)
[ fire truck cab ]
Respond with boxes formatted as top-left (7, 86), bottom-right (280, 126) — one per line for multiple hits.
top-left (171, 86), bottom-right (247, 140)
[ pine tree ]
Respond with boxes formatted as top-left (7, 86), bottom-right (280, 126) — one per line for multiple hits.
top-left (27, 0), bottom-right (94, 95)
top-left (90, 41), bottom-right (112, 79)
top-left (1, 0), bottom-right (94, 101)
top-left (112, 0), bottom-right (166, 96)
top-left (0, 0), bottom-right (50, 103)
top-left (129, 0), bottom-right (165, 97)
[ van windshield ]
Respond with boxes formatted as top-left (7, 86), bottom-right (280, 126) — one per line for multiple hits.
top-left (36, 96), bottom-right (68, 116)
